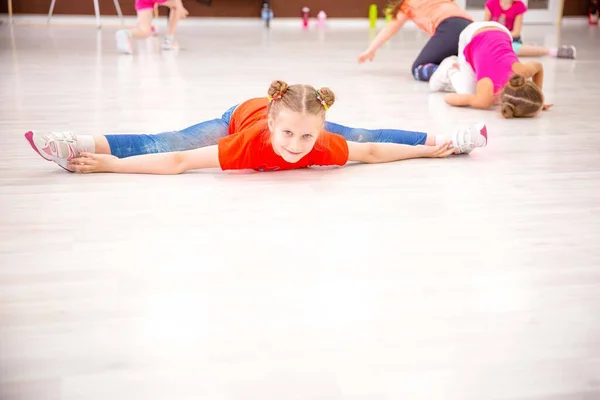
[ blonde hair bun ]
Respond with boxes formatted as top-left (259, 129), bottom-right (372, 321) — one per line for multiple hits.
top-left (316, 87), bottom-right (335, 109)
top-left (268, 80), bottom-right (289, 99)
top-left (508, 74), bottom-right (526, 88)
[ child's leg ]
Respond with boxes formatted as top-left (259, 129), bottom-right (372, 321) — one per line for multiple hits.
top-left (27, 106), bottom-right (238, 167)
top-left (324, 121), bottom-right (488, 154)
top-left (104, 118), bottom-right (229, 158)
top-left (517, 44), bottom-right (548, 57)
top-left (158, 0), bottom-right (188, 49)
top-left (324, 122), bottom-right (432, 146)
top-left (130, 8), bottom-right (154, 39)
top-left (105, 105), bottom-right (237, 157)
top-left (162, 0), bottom-right (187, 37)
top-left (116, 7), bottom-right (153, 54)
top-left (430, 22), bottom-right (485, 94)
top-left (517, 44), bottom-right (576, 59)
top-left (411, 17), bottom-right (472, 82)
top-left (449, 62), bottom-right (477, 94)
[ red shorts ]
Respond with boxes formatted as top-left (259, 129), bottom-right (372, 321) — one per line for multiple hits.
top-left (135, 0), bottom-right (167, 11)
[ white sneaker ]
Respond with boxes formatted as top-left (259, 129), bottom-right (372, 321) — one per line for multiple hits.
top-left (116, 29), bottom-right (133, 54)
top-left (452, 122), bottom-right (488, 154)
top-left (25, 131), bottom-right (80, 172)
top-left (161, 37), bottom-right (179, 51)
top-left (429, 56), bottom-right (458, 92)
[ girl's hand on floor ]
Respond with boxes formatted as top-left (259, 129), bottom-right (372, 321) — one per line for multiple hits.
top-left (426, 142), bottom-right (455, 158)
top-left (358, 50), bottom-right (376, 63)
top-left (542, 104), bottom-right (553, 111)
top-left (69, 153), bottom-right (119, 173)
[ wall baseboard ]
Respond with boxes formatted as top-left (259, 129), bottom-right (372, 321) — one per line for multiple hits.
top-left (0, 14), bottom-right (574, 29)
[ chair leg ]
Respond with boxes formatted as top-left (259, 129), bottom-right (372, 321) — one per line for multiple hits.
top-left (93, 0), bottom-right (101, 28)
top-left (48, 0), bottom-right (57, 24)
top-left (8, 0), bottom-right (12, 24)
top-left (113, 0), bottom-right (125, 26)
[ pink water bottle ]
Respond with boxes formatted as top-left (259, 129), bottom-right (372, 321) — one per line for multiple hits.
top-left (317, 10), bottom-right (327, 28)
top-left (302, 7), bottom-right (310, 28)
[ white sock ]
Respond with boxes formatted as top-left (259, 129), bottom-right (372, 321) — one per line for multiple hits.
top-left (548, 48), bottom-right (558, 57)
top-left (435, 134), bottom-right (454, 147)
top-left (75, 135), bottom-right (96, 153)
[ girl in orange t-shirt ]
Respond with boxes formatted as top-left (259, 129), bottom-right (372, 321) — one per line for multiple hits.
top-left (359, 0), bottom-right (473, 83)
top-left (26, 80), bottom-right (488, 175)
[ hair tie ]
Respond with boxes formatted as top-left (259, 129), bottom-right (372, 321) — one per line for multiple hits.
top-left (268, 93), bottom-right (283, 102)
top-left (315, 91), bottom-right (329, 111)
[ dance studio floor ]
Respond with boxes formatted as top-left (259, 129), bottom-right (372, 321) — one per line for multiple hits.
top-left (1, 18), bottom-right (599, 400)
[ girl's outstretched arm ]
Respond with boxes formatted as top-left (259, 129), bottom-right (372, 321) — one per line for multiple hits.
top-left (358, 13), bottom-right (408, 63)
top-left (347, 141), bottom-right (454, 164)
top-left (512, 14), bottom-right (524, 38)
top-left (69, 145), bottom-right (220, 174)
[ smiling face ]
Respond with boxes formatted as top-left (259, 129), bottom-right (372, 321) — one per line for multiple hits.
top-left (268, 108), bottom-right (323, 163)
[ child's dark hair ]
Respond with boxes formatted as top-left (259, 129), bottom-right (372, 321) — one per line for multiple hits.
top-left (500, 74), bottom-right (544, 119)
top-left (267, 80), bottom-right (335, 119)
top-left (388, 0), bottom-right (406, 18)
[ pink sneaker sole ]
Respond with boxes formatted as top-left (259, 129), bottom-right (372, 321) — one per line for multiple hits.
top-left (480, 124), bottom-right (488, 145)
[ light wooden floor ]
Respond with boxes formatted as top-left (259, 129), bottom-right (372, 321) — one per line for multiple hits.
top-left (1, 20), bottom-right (600, 400)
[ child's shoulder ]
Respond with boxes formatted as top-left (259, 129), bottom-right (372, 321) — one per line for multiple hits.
top-left (485, 0), bottom-right (500, 9)
top-left (512, 0), bottom-right (527, 12)
top-left (239, 97), bottom-right (269, 108)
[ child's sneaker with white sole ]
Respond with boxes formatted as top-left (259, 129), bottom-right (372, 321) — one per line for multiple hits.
top-left (452, 122), bottom-right (488, 154)
top-left (116, 29), bottom-right (133, 54)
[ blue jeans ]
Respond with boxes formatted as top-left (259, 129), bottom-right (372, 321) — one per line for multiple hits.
top-left (105, 105), bottom-right (428, 158)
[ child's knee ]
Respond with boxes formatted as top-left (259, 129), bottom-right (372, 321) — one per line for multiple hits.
top-left (346, 129), bottom-right (374, 143)
top-left (138, 25), bottom-right (152, 37)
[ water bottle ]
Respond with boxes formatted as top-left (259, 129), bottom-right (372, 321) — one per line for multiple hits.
top-left (369, 4), bottom-right (377, 28)
top-left (589, 0), bottom-right (599, 25)
top-left (317, 10), bottom-right (327, 28)
top-left (385, 6), bottom-right (393, 23)
top-left (302, 7), bottom-right (310, 28)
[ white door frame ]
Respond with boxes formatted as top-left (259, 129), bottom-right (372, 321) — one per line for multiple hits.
top-left (455, 0), bottom-right (561, 24)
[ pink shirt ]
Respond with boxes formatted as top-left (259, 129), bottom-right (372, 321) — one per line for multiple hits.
top-left (464, 30), bottom-right (519, 93)
top-left (485, 0), bottom-right (527, 32)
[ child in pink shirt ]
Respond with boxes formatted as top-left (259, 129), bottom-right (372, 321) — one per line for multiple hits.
top-left (484, 0), bottom-right (575, 58)
top-left (115, 0), bottom-right (189, 54)
top-left (429, 22), bottom-right (552, 118)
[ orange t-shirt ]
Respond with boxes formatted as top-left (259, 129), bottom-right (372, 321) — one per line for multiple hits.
top-left (399, 0), bottom-right (473, 36)
top-left (218, 98), bottom-right (349, 171)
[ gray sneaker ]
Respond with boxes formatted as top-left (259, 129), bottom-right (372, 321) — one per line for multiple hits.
top-left (162, 37), bottom-right (179, 51)
top-left (557, 45), bottom-right (576, 59)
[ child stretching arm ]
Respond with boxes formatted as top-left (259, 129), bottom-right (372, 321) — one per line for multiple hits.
top-left (358, 14), bottom-right (408, 63)
top-left (67, 141), bottom-right (456, 174)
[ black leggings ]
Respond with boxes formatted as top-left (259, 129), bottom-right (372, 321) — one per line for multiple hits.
top-left (411, 17), bottom-right (473, 78)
